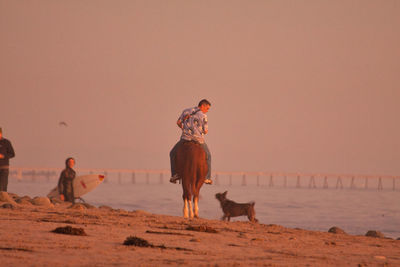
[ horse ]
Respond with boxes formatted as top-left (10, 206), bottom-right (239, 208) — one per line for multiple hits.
top-left (175, 140), bottom-right (208, 218)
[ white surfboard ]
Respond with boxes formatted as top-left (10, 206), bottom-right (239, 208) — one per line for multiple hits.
top-left (73, 174), bottom-right (105, 197)
top-left (47, 174), bottom-right (105, 199)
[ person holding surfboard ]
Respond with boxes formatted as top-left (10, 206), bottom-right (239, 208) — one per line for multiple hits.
top-left (48, 169), bottom-right (105, 200)
top-left (57, 157), bottom-right (76, 203)
top-left (169, 99), bottom-right (213, 185)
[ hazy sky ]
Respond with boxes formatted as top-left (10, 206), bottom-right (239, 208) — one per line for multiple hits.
top-left (1, 1), bottom-right (399, 175)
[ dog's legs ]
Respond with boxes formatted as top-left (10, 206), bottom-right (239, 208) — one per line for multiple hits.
top-left (183, 199), bottom-right (189, 218)
top-left (193, 197), bottom-right (199, 218)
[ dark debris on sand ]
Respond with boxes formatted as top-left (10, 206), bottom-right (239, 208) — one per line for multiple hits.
top-left (146, 230), bottom-right (194, 237)
top-left (123, 236), bottom-right (192, 251)
top-left (186, 225), bottom-right (219, 233)
top-left (124, 236), bottom-right (153, 247)
top-left (1, 203), bottom-right (15, 209)
top-left (0, 246), bottom-right (34, 252)
top-left (51, 226), bottom-right (87, 236)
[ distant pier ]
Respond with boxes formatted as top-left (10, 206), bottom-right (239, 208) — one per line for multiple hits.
top-left (8, 167), bottom-right (399, 191)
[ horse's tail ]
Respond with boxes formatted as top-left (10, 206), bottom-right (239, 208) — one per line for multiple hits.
top-left (181, 144), bottom-right (195, 198)
top-left (190, 145), bottom-right (203, 198)
top-left (187, 154), bottom-right (195, 197)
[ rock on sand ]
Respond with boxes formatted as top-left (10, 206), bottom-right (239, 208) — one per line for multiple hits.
top-left (328, 227), bottom-right (347, 234)
top-left (32, 197), bottom-right (54, 207)
top-left (15, 196), bottom-right (33, 206)
top-left (365, 230), bottom-right (385, 238)
top-left (0, 191), bottom-right (18, 206)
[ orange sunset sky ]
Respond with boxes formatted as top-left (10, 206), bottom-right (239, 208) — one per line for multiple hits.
top-left (1, 1), bottom-right (399, 175)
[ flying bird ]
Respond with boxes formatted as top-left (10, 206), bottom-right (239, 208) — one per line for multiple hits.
top-left (59, 121), bottom-right (68, 127)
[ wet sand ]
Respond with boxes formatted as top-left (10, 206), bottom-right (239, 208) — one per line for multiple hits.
top-left (1, 192), bottom-right (399, 266)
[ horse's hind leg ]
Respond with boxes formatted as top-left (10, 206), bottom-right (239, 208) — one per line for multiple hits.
top-left (183, 198), bottom-right (189, 218)
top-left (188, 199), bottom-right (194, 219)
top-left (183, 198), bottom-right (194, 219)
top-left (193, 196), bottom-right (199, 218)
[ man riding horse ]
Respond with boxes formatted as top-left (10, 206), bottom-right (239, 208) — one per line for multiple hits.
top-left (170, 99), bottom-right (213, 185)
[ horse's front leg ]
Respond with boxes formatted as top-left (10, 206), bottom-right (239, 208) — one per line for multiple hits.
top-left (193, 196), bottom-right (199, 218)
top-left (183, 198), bottom-right (189, 218)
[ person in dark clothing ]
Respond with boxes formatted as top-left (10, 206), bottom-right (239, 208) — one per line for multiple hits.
top-left (57, 157), bottom-right (76, 203)
top-left (0, 127), bottom-right (15, 192)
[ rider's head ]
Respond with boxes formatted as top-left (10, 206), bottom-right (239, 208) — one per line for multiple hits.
top-left (198, 99), bottom-right (211, 113)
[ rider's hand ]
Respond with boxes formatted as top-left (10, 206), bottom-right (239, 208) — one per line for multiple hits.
top-left (177, 119), bottom-right (183, 129)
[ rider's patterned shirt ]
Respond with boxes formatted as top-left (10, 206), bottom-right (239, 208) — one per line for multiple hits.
top-left (178, 106), bottom-right (208, 144)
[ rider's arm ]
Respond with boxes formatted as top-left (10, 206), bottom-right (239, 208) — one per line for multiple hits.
top-left (177, 109), bottom-right (191, 129)
top-left (177, 119), bottom-right (183, 129)
top-left (202, 116), bottom-right (208, 134)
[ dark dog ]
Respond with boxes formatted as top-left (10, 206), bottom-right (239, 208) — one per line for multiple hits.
top-left (215, 191), bottom-right (258, 222)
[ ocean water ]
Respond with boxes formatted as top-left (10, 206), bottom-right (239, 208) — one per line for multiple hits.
top-left (7, 176), bottom-right (400, 239)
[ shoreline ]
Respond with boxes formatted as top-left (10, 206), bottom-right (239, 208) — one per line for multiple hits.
top-left (1, 192), bottom-right (400, 266)
top-left (9, 179), bottom-right (400, 240)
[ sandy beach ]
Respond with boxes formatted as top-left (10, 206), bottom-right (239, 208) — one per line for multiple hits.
top-left (1, 192), bottom-right (399, 267)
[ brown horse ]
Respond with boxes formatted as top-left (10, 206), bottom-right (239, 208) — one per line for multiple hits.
top-left (175, 141), bottom-right (207, 218)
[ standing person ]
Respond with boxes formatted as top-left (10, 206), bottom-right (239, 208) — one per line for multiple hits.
top-left (0, 127), bottom-right (15, 192)
top-left (170, 99), bottom-right (213, 185)
top-left (58, 157), bottom-right (76, 203)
